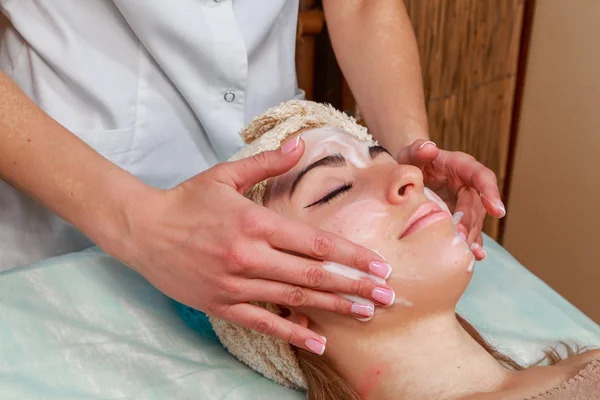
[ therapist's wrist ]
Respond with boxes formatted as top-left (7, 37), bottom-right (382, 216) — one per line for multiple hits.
top-left (370, 117), bottom-right (430, 156)
top-left (81, 167), bottom-right (159, 263)
top-left (397, 119), bottom-right (430, 148)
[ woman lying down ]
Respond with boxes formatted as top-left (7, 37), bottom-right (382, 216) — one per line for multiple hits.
top-left (206, 100), bottom-right (599, 400)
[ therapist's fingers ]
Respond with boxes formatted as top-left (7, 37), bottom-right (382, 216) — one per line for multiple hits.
top-left (446, 152), bottom-right (505, 218)
top-left (217, 302), bottom-right (327, 355)
top-left (470, 236), bottom-right (486, 260)
top-left (264, 214), bottom-right (392, 280)
top-left (246, 250), bottom-right (394, 307)
top-left (395, 139), bottom-right (439, 169)
top-left (215, 137), bottom-right (305, 193)
top-left (455, 187), bottom-right (487, 260)
top-left (238, 279), bottom-right (375, 320)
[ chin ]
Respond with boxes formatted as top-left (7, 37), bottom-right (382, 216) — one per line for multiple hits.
top-left (382, 220), bottom-right (474, 311)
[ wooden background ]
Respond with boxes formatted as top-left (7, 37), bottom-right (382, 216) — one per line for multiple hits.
top-left (297, 0), bottom-right (527, 240)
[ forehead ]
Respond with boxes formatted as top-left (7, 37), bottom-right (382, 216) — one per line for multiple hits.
top-left (299, 126), bottom-right (369, 148)
top-left (298, 126), bottom-right (372, 168)
top-left (265, 127), bottom-right (372, 200)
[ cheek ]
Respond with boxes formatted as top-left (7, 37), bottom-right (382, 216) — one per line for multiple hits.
top-left (322, 199), bottom-right (392, 246)
top-left (390, 223), bottom-right (474, 281)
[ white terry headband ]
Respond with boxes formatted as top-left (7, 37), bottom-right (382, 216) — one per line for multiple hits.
top-left (209, 99), bottom-right (376, 389)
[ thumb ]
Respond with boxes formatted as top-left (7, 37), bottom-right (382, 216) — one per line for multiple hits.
top-left (221, 136), bottom-right (305, 192)
top-left (396, 139), bottom-right (439, 169)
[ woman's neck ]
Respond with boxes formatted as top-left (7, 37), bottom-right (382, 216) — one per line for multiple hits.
top-left (324, 311), bottom-right (515, 400)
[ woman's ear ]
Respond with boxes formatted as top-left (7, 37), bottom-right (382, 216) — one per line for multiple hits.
top-left (280, 307), bottom-right (309, 327)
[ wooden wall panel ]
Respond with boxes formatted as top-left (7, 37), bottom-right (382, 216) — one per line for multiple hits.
top-left (404, 0), bottom-right (525, 238)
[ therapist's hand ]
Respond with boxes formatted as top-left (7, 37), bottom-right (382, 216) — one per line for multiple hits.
top-left (118, 138), bottom-right (393, 355)
top-left (396, 139), bottom-right (506, 261)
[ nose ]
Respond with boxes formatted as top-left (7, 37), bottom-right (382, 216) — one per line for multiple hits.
top-left (387, 165), bottom-right (424, 205)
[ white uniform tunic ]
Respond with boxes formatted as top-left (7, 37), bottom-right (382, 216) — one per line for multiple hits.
top-left (0, 0), bottom-right (303, 270)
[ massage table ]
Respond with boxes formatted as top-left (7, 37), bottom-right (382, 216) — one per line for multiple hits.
top-left (1, 234), bottom-right (599, 399)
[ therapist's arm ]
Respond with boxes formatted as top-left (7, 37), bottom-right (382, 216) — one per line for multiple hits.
top-left (322, 0), bottom-right (428, 155)
top-left (0, 71), bottom-right (146, 249)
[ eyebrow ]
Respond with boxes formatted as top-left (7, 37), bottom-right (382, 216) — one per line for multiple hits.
top-left (290, 153), bottom-right (346, 196)
top-left (288, 145), bottom-right (391, 197)
top-left (369, 145), bottom-right (391, 158)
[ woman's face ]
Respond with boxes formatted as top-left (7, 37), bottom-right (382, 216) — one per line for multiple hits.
top-left (265, 127), bottom-right (475, 328)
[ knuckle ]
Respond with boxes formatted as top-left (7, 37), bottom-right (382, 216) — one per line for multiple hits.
top-left (252, 319), bottom-right (275, 336)
top-left (217, 278), bottom-right (242, 297)
top-left (240, 207), bottom-right (273, 238)
top-left (285, 287), bottom-right (309, 307)
top-left (246, 153), bottom-right (271, 180)
top-left (483, 169), bottom-right (499, 184)
top-left (206, 301), bottom-right (226, 317)
top-left (288, 326), bottom-right (304, 345)
top-left (349, 279), bottom-right (365, 296)
top-left (350, 280), bottom-right (363, 294)
top-left (351, 250), bottom-right (368, 269)
top-left (302, 264), bottom-right (326, 288)
top-left (310, 232), bottom-right (335, 257)
top-left (332, 296), bottom-right (349, 314)
top-left (225, 245), bottom-right (251, 274)
top-left (251, 151), bottom-right (271, 170)
top-left (460, 153), bottom-right (476, 163)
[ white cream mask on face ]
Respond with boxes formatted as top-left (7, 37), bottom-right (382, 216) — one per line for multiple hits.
top-left (268, 126), bottom-right (375, 200)
top-left (302, 126), bottom-right (373, 169)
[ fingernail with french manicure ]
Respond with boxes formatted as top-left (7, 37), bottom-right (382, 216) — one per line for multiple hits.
top-left (453, 211), bottom-right (464, 225)
top-left (418, 141), bottom-right (437, 150)
top-left (352, 303), bottom-right (375, 319)
top-left (372, 287), bottom-right (395, 306)
top-left (497, 201), bottom-right (506, 217)
top-left (305, 338), bottom-right (326, 355)
top-left (281, 136), bottom-right (300, 154)
top-left (471, 243), bottom-right (487, 259)
top-left (459, 232), bottom-right (467, 242)
top-left (369, 261), bottom-right (392, 279)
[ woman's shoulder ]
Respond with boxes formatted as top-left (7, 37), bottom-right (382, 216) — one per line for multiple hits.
top-left (460, 349), bottom-right (600, 400)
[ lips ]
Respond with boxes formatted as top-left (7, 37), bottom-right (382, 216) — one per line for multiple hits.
top-left (399, 202), bottom-right (451, 239)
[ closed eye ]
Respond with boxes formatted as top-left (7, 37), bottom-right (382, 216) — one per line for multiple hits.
top-left (304, 183), bottom-right (354, 208)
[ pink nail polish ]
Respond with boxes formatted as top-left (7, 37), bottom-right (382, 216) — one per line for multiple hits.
top-left (281, 136), bottom-right (300, 154)
top-left (352, 303), bottom-right (375, 319)
top-left (305, 338), bottom-right (326, 355)
top-left (372, 287), bottom-right (395, 306)
top-left (459, 232), bottom-right (467, 241)
top-left (369, 261), bottom-right (392, 279)
top-left (418, 141), bottom-right (437, 150)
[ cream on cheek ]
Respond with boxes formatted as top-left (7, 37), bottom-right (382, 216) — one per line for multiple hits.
top-left (424, 187), bottom-right (475, 272)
